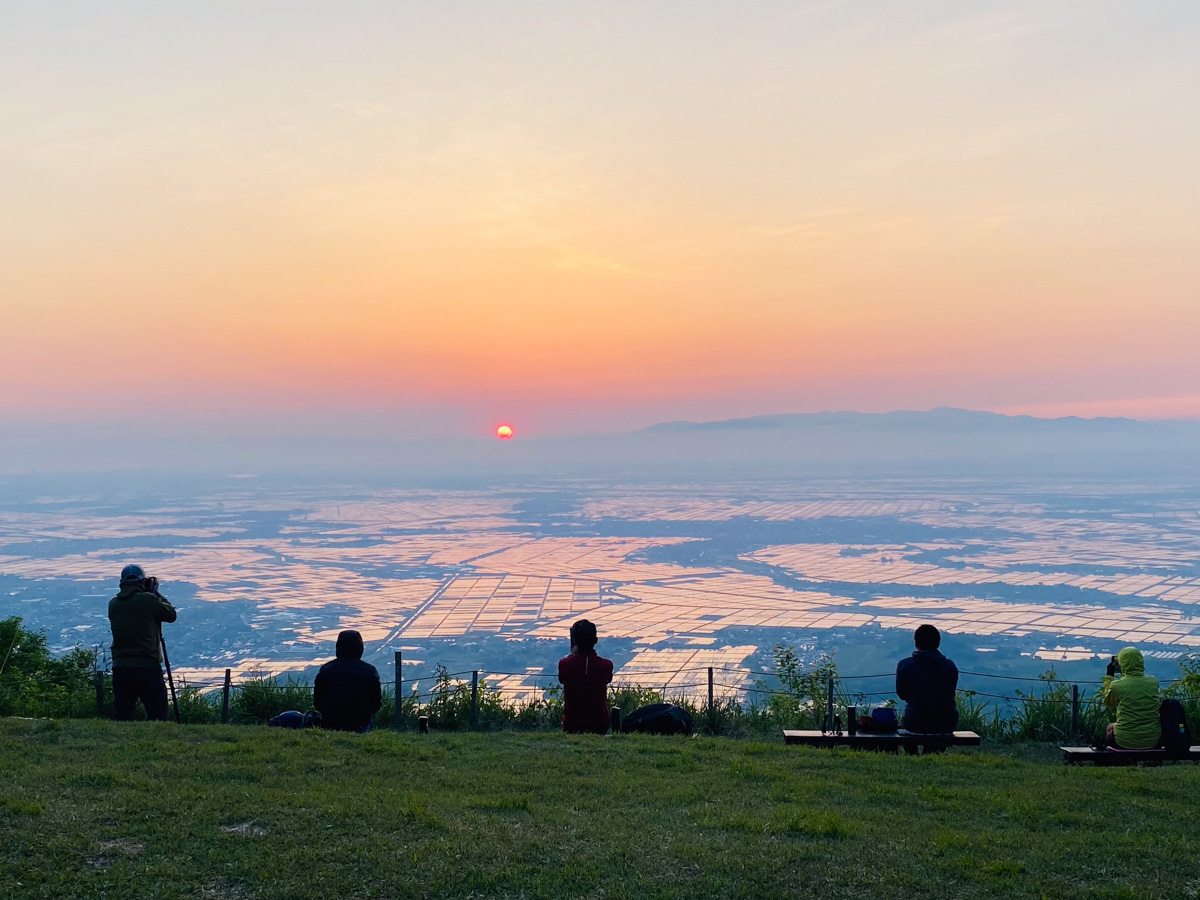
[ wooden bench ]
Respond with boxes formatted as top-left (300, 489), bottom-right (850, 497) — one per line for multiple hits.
top-left (783, 730), bottom-right (981, 753)
top-left (1060, 745), bottom-right (1200, 766)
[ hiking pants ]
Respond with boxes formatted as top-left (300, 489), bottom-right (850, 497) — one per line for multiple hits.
top-left (112, 666), bottom-right (170, 721)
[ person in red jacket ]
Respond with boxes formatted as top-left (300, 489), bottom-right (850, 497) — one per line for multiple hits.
top-left (558, 619), bottom-right (613, 734)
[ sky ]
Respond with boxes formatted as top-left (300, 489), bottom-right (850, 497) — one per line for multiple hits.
top-left (2, 0), bottom-right (1199, 442)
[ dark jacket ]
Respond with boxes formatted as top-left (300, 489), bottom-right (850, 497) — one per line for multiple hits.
top-left (896, 649), bottom-right (959, 733)
top-left (314, 657), bottom-right (382, 732)
top-left (108, 584), bottom-right (177, 669)
top-left (558, 650), bottom-right (613, 733)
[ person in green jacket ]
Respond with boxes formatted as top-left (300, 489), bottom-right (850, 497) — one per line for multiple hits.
top-left (108, 564), bottom-right (177, 721)
top-left (1102, 646), bottom-right (1160, 749)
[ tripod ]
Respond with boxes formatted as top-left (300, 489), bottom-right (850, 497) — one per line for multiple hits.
top-left (160, 633), bottom-right (181, 724)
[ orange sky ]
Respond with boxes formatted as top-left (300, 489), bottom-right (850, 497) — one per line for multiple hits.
top-left (2, 2), bottom-right (1198, 435)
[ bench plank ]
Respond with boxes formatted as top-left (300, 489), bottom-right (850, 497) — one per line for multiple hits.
top-left (783, 730), bottom-right (980, 748)
top-left (1060, 745), bottom-right (1200, 766)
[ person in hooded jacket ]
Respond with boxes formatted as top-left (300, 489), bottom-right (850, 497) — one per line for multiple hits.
top-left (896, 624), bottom-right (959, 734)
top-left (108, 564), bottom-right (177, 721)
top-left (558, 619), bottom-right (613, 734)
top-left (313, 630), bottom-right (382, 733)
top-left (1102, 646), bottom-right (1160, 749)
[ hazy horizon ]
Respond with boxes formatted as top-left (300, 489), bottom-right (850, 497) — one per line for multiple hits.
top-left (4, 404), bottom-right (1200, 477)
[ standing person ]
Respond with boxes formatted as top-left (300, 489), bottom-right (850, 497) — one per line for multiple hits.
top-left (313, 630), bottom-right (382, 733)
top-left (558, 619), bottom-right (613, 735)
top-left (896, 624), bottom-right (959, 734)
top-left (1102, 647), bottom-right (1160, 749)
top-left (108, 564), bottom-right (177, 721)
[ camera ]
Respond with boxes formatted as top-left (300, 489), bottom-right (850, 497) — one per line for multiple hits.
top-left (1105, 655), bottom-right (1121, 677)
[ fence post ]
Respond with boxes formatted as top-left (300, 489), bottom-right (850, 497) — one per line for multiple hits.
top-left (1071, 684), bottom-right (1079, 737)
top-left (394, 651), bottom-right (404, 730)
top-left (470, 670), bottom-right (479, 729)
top-left (221, 669), bottom-right (231, 724)
top-left (94, 668), bottom-right (104, 718)
top-left (707, 667), bottom-right (715, 734)
top-left (826, 675), bottom-right (835, 733)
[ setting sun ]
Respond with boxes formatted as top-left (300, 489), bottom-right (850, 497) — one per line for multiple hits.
top-left (496, 425), bottom-right (514, 440)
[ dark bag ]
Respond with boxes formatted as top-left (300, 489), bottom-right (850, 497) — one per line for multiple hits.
top-left (1159, 699), bottom-right (1191, 754)
top-left (622, 703), bottom-right (693, 736)
top-left (268, 710), bottom-right (320, 729)
top-left (858, 707), bottom-right (898, 734)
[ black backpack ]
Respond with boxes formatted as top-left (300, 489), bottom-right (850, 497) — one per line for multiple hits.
top-left (622, 703), bottom-right (693, 736)
top-left (1159, 699), bottom-right (1192, 755)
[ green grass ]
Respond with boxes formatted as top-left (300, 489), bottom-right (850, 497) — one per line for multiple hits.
top-left (2, 720), bottom-right (1199, 899)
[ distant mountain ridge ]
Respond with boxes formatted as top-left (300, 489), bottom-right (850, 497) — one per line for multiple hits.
top-left (4, 407), bottom-right (1196, 476)
top-left (637, 407), bottom-right (1191, 434)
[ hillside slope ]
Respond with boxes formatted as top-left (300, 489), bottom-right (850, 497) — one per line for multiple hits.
top-left (1, 720), bottom-right (1197, 899)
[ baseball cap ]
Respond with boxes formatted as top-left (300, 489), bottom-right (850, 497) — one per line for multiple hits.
top-left (120, 564), bottom-right (146, 583)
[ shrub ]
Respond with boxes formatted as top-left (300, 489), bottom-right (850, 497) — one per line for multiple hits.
top-left (230, 676), bottom-right (314, 725)
top-left (1163, 653), bottom-right (1200, 728)
top-left (175, 681), bottom-right (221, 724)
top-left (956, 692), bottom-right (1008, 740)
top-left (765, 645), bottom-right (883, 730)
top-left (0, 617), bottom-right (97, 719)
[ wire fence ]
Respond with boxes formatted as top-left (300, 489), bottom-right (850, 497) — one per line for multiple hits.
top-left (0, 662), bottom-right (1176, 704)
top-left (6, 652), bottom-right (1197, 743)
top-left (0, 661), bottom-right (1174, 697)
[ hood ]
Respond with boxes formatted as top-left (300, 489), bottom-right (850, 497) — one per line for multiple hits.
top-left (1117, 646), bottom-right (1145, 676)
top-left (116, 583), bottom-right (144, 598)
top-left (335, 630), bottom-right (364, 659)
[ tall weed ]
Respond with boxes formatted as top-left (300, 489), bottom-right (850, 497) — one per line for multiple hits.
top-left (230, 676), bottom-right (314, 725)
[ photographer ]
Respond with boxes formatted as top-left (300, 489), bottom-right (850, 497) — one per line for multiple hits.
top-left (107, 564), bottom-right (178, 721)
top-left (1102, 647), bottom-right (1160, 749)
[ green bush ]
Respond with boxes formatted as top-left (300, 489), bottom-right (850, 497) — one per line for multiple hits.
top-left (1164, 653), bottom-right (1200, 727)
top-left (229, 676), bottom-right (314, 725)
top-left (175, 681), bottom-right (221, 724)
top-left (956, 692), bottom-right (1007, 739)
top-left (762, 646), bottom-right (886, 730)
top-left (0, 617), bottom-right (97, 719)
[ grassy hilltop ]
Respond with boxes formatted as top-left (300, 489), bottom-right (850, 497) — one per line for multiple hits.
top-left (2, 720), bottom-right (1198, 900)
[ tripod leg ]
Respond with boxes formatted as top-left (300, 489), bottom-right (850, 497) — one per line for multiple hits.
top-left (160, 634), bottom-right (181, 724)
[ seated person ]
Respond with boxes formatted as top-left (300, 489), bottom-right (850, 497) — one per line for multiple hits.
top-left (557, 619), bottom-right (614, 734)
top-left (896, 624), bottom-right (959, 734)
top-left (1102, 646), bottom-right (1160, 749)
top-left (313, 630), bottom-right (382, 733)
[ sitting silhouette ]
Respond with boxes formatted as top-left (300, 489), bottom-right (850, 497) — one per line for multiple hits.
top-left (557, 619), bottom-right (613, 734)
top-left (896, 624), bottom-right (959, 734)
top-left (313, 630), bottom-right (382, 733)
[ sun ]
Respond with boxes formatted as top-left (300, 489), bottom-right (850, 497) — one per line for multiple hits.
top-left (496, 424), bottom-right (514, 440)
